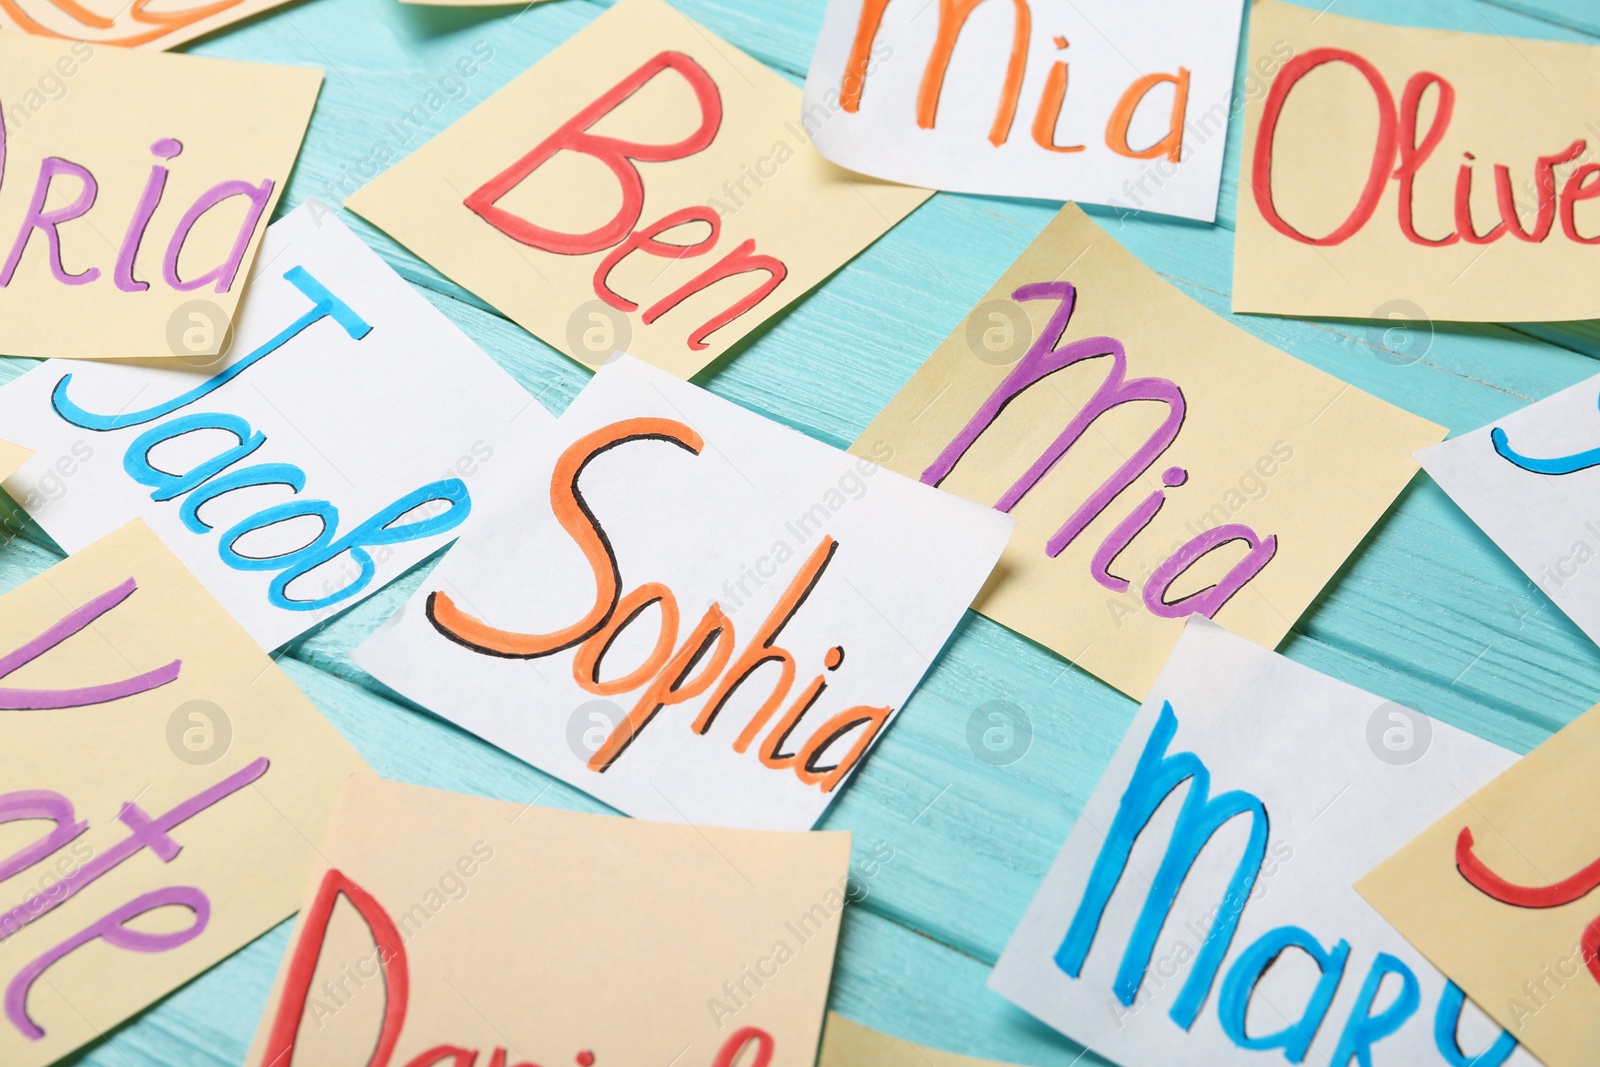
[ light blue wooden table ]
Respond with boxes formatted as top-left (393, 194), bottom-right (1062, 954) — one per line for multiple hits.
top-left (3, 0), bottom-right (1598, 1062)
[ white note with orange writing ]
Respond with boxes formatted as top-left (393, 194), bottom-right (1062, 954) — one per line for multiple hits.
top-left (803, 0), bottom-right (1250, 220)
top-left (354, 356), bottom-right (1012, 831)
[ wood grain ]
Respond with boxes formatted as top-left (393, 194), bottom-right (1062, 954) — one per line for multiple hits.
top-left (3, 0), bottom-right (1598, 1063)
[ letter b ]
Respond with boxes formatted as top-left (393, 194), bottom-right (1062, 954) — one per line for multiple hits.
top-left (464, 51), bottom-right (724, 255)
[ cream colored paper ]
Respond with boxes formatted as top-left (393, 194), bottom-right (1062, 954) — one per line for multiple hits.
top-left (0, 0), bottom-right (294, 49)
top-left (819, 1014), bottom-right (1022, 1067)
top-left (0, 439), bottom-right (30, 481)
top-left (244, 775), bottom-right (851, 1067)
top-left (346, 0), bottom-right (929, 379)
top-left (0, 519), bottom-right (366, 1067)
top-left (0, 34), bottom-right (320, 360)
top-left (803, 0), bottom-right (1246, 220)
top-left (853, 203), bottom-right (1443, 698)
top-left (1359, 703), bottom-right (1600, 1067)
top-left (354, 355), bottom-right (1012, 831)
top-left (1234, 0), bottom-right (1600, 322)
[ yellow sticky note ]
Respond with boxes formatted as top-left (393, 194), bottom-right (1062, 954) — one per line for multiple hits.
top-left (243, 775), bottom-right (851, 1067)
top-left (397, 0), bottom-right (544, 7)
top-left (820, 1014), bottom-right (1023, 1067)
top-left (0, 519), bottom-right (366, 1067)
top-left (0, 35), bottom-right (320, 360)
top-left (1234, 0), bottom-right (1600, 323)
top-left (0, 0), bottom-right (299, 50)
top-left (0, 439), bottom-right (31, 481)
top-left (346, 0), bottom-right (930, 379)
top-left (1359, 702), bottom-right (1600, 1067)
top-left (853, 203), bottom-right (1443, 699)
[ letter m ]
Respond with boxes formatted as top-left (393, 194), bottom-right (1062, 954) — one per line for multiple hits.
top-left (1053, 700), bottom-right (1268, 1031)
top-left (922, 280), bottom-right (1187, 558)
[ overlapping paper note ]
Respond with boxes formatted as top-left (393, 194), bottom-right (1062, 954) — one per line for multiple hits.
top-left (0, 440), bottom-right (30, 482)
top-left (0, 35), bottom-right (319, 359)
top-left (355, 355), bottom-right (1012, 830)
top-left (243, 775), bottom-right (850, 1067)
top-left (1414, 373), bottom-right (1600, 648)
top-left (1361, 703), bottom-right (1600, 1067)
top-left (803, 0), bottom-right (1247, 220)
top-left (820, 1013), bottom-right (1022, 1067)
top-left (0, 0), bottom-right (297, 49)
top-left (1235, 0), bottom-right (1600, 322)
top-left (0, 520), bottom-right (365, 1067)
top-left (346, 0), bottom-right (930, 378)
top-left (990, 619), bottom-right (1530, 1067)
top-left (854, 203), bottom-right (1442, 698)
top-left (0, 201), bottom-right (554, 650)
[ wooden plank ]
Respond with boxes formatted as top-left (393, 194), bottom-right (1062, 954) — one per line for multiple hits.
top-left (3, 0), bottom-right (1600, 1062)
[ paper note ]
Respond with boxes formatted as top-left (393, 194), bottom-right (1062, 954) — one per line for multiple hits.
top-left (1234, 0), bottom-right (1600, 322)
top-left (1360, 703), bottom-right (1600, 1067)
top-left (802, 0), bottom-right (1248, 220)
top-left (0, 519), bottom-right (366, 1067)
top-left (0, 440), bottom-right (31, 482)
top-left (0, 201), bottom-right (554, 651)
top-left (345, 0), bottom-right (930, 379)
top-left (819, 1013), bottom-right (1022, 1067)
top-left (989, 618), bottom-right (1531, 1067)
top-left (0, 0), bottom-right (297, 49)
top-left (0, 35), bottom-right (319, 359)
top-left (242, 774), bottom-right (850, 1067)
top-left (354, 355), bottom-right (1012, 830)
top-left (1414, 373), bottom-right (1600, 649)
top-left (852, 203), bottom-right (1442, 698)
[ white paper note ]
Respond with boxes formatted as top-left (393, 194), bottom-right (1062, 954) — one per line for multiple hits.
top-left (801, 0), bottom-right (1249, 220)
top-left (989, 618), bottom-right (1534, 1067)
top-left (1418, 375), bottom-right (1600, 649)
top-left (354, 355), bottom-right (1013, 831)
top-left (0, 201), bottom-right (553, 650)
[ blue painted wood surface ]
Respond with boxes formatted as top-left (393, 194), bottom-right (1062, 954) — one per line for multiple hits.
top-left (3, 0), bottom-right (1599, 1063)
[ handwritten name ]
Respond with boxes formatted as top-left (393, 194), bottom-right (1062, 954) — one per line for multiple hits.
top-left (1254, 48), bottom-right (1600, 247)
top-left (426, 417), bottom-right (891, 792)
top-left (47, 267), bottom-right (472, 616)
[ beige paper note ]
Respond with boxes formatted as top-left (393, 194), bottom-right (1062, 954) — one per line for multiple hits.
top-left (0, 35), bottom-right (319, 359)
top-left (820, 1014), bottom-right (1023, 1067)
top-left (0, 0), bottom-right (297, 49)
top-left (853, 203), bottom-right (1443, 698)
top-left (0, 439), bottom-right (31, 481)
top-left (346, 0), bottom-right (929, 378)
top-left (1359, 703), bottom-right (1600, 1067)
top-left (1235, 0), bottom-right (1600, 323)
top-left (0, 519), bottom-right (366, 1067)
top-left (244, 775), bottom-right (852, 1067)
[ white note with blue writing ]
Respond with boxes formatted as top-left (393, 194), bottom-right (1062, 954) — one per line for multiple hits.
top-left (0, 200), bottom-right (554, 650)
top-left (1417, 375), bottom-right (1600, 650)
top-left (989, 619), bottom-right (1533, 1067)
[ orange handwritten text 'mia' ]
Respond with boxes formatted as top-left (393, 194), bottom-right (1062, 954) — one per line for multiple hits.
top-left (260, 866), bottom-right (778, 1067)
top-left (1254, 48), bottom-right (1600, 247)
top-left (424, 417), bottom-right (891, 793)
top-left (838, 0), bottom-right (1190, 160)
top-left (464, 51), bottom-right (787, 354)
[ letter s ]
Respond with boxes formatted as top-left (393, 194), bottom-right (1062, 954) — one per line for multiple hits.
top-left (427, 417), bottom-right (704, 658)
